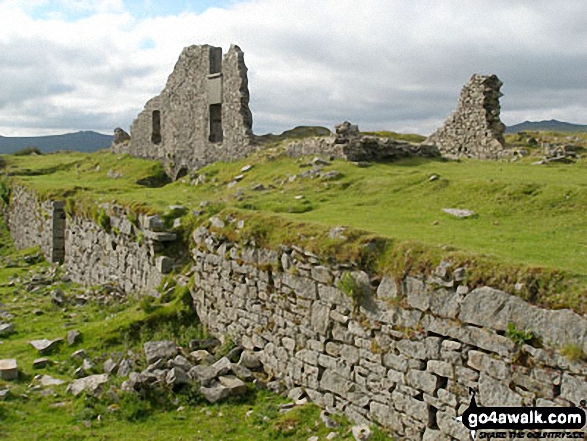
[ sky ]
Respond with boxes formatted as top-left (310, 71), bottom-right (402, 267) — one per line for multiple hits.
top-left (0, 0), bottom-right (586, 137)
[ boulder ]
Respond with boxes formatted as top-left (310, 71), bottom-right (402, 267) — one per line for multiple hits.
top-left (188, 365), bottom-right (216, 386)
top-left (33, 358), bottom-right (50, 369)
top-left (143, 340), bottom-right (178, 364)
top-left (218, 375), bottom-right (247, 396)
top-left (30, 338), bottom-right (63, 355)
top-left (68, 374), bottom-right (109, 396)
top-left (0, 359), bottom-right (18, 380)
top-left (190, 350), bottom-right (214, 365)
top-left (39, 375), bottom-right (65, 387)
top-left (238, 351), bottom-right (262, 371)
top-left (166, 367), bottom-right (190, 387)
top-left (0, 323), bottom-right (14, 337)
top-left (200, 382), bottom-right (230, 403)
top-left (67, 329), bottom-right (82, 346)
top-left (212, 357), bottom-right (232, 377)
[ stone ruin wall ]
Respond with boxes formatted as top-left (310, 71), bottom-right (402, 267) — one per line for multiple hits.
top-left (283, 122), bottom-right (440, 162)
top-left (5, 185), bottom-right (169, 293)
top-left (112, 44), bottom-right (255, 179)
top-left (3, 185), bottom-right (65, 264)
top-left (191, 224), bottom-right (587, 440)
top-left (4, 184), bottom-right (587, 439)
top-left (423, 74), bottom-right (506, 159)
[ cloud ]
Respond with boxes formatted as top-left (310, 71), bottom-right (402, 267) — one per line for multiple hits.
top-left (0, 0), bottom-right (586, 136)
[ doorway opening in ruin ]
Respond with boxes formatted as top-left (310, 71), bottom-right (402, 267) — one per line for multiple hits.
top-left (209, 104), bottom-right (223, 143)
top-left (151, 110), bottom-right (162, 144)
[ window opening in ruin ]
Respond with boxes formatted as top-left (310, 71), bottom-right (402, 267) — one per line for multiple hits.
top-left (209, 47), bottom-right (222, 74)
top-left (151, 110), bottom-right (161, 144)
top-left (209, 104), bottom-right (223, 143)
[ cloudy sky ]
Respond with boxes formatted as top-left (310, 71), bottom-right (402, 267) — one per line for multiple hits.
top-left (0, 0), bottom-right (586, 137)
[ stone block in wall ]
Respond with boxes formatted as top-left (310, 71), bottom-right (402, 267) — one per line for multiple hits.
top-left (376, 275), bottom-right (398, 299)
top-left (370, 401), bottom-right (405, 434)
top-left (282, 274), bottom-right (317, 300)
top-left (561, 373), bottom-right (587, 406)
top-left (460, 286), bottom-right (587, 354)
top-left (467, 350), bottom-right (509, 380)
top-left (392, 390), bottom-right (429, 424)
top-left (320, 369), bottom-right (354, 396)
top-left (406, 369), bottom-right (439, 395)
top-left (479, 373), bottom-right (523, 407)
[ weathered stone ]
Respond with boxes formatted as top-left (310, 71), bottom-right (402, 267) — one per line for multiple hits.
top-left (68, 374), bottom-right (109, 396)
top-left (145, 231), bottom-right (177, 242)
top-left (103, 358), bottom-right (118, 374)
top-left (212, 357), bottom-right (232, 377)
top-left (238, 350), bottom-right (262, 370)
top-left (155, 256), bottom-right (174, 274)
top-left (0, 359), bottom-right (18, 380)
top-left (200, 382), bottom-right (231, 403)
top-left (166, 367), bottom-right (190, 387)
top-left (561, 373), bottom-right (587, 406)
top-left (30, 338), bottom-right (63, 355)
top-left (351, 425), bottom-right (372, 441)
top-left (311, 302), bottom-right (330, 335)
top-left (190, 350), bottom-right (214, 365)
top-left (376, 276), bottom-right (397, 299)
top-left (479, 373), bottom-right (523, 407)
top-left (218, 375), bottom-right (247, 395)
top-left (407, 370), bottom-right (438, 395)
top-left (188, 365), bottom-right (216, 386)
top-left (67, 329), bottom-right (82, 346)
top-left (143, 340), bottom-right (178, 364)
top-left (0, 323), bottom-right (14, 337)
top-left (39, 375), bottom-right (65, 387)
top-left (33, 358), bottom-right (50, 369)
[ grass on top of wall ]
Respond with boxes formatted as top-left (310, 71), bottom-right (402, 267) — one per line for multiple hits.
top-left (1, 139), bottom-right (587, 311)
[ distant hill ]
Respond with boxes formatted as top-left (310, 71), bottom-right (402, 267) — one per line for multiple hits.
top-left (0, 131), bottom-right (113, 154)
top-left (506, 120), bottom-right (587, 133)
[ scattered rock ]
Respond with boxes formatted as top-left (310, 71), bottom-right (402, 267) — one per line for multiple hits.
top-left (71, 349), bottom-right (88, 360)
top-left (189, 337), bottom-right (221, 352)
top-left (0, 359), bottom-right (18, 380)
top-left (209, 217), bottom-right (225, 229)
top-left (442, 208), bottom-right (476, 219)
top-left (166, 367), bottom-right (190, 387)
top-left (321, 410), bottom-right (340, 429)
top-left (39, 375), bottom-right (65, 387)
top-left (429, 174), bottom-right (439, 181)
top-left (67, 329), bottom-right (82, 346)
top-left (103, 359), bottom-right (118, 374)
top-left (211, 357), bottom-right (232, 377)
top-left (188, 365), bottom-right (216, 386)
top-left (143, 340), bottom-right (178, 364)
top-left (168, 355), bottom-right (193, 372)
top-left (218, 375), bottom-right (247, 395)
top-left (200, 383), bottom-right (230, 403)
top-left (50, 289), bottom-right (65, 306)
top-left (0, 323), bottom-right (14, 337)
top-left (30, 338), bottom-right (63, 355)
top-left (68, 374), bottom-right (109, 396)
top-left (352, 425), bottom-right (372, 441)
top-left (33, 358), bottom-right (50, 369)
top-left (117, 359), bottom-right (132, 377)
top-left (0, 389), bottom-right (9, 400)
top-left (190, 350), bottom-right (214, 365)
top-left (238, 351), bottom-right (262, 370)
top-left (241, 164), bottom-right (253, 172)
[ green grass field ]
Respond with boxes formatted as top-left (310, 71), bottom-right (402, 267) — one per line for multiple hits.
top-left (2, 137), bottom-right (587, 311)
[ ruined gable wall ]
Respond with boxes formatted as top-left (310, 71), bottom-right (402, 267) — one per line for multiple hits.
top-left (113, 44), bottom-right (255, 177)
top-left (423, 74), bottom-right (506, 159)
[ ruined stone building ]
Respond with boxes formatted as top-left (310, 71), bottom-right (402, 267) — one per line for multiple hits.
top-left (422, 74), bottom-right (506, 159)
top-left (111, 44), bottom-right (255, 179)
top-left (112, 42), bottom-right (506, 171)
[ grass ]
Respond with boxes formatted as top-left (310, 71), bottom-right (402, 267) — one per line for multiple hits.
top-left (0, 215), bottom-right (388, 440)
top-left (0, 137), bottom-right (586, 311)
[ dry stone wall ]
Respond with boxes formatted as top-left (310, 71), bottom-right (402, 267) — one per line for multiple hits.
top-left (5, 186), bottom-right (172, 293)
top-left (423, 74), bottom-right (506, 159)
top-left (112, 44), bottom-right (255, 178)
top-left (190, 225), bottom-right (587, 440)
top-left (4, 185), bottom-right (65, 263)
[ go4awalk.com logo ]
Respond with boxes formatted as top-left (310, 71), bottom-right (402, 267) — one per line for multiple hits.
top-left (455, 389), bottom-right (586, 439)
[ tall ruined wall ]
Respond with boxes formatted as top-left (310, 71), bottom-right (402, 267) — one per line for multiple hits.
top-left (6, 186), bottom-right (171, 293)
top-left (112, 44), bottom-right (255, 178)
top-left (4, 185), bottom-right (65, 263)
top-left (423, 74), bottom-right (506, 159)
top-left (191, 224), bottom-right (587, 440)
